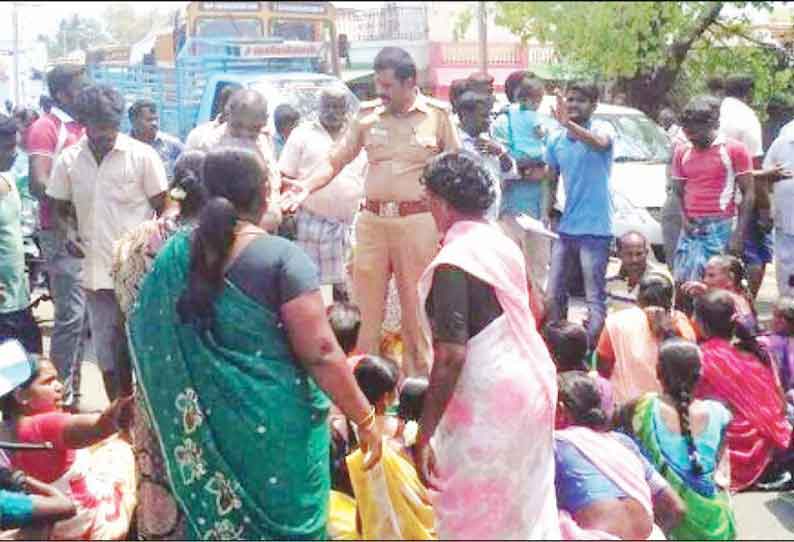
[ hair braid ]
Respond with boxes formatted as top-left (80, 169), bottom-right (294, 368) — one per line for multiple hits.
top-left (672, 389), bottom-right (703, 475)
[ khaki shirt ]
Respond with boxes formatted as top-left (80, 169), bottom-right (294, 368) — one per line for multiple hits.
top-left (47, 134), bottom-right (169, 290)
top-left (330, 91), bottom-right (460, 202)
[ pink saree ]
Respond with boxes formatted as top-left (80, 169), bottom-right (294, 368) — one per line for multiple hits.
top-left (556, 427), bottom-right (666, 540)
top-left (418, 220), bottom-right (559, 539)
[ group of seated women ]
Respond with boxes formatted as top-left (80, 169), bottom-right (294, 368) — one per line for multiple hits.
top-left (531, 250), bottom-right (794, 540)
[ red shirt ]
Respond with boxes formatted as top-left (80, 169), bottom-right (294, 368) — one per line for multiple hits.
top-left (25, 108), bottom-right (84, 229)
top-left (670, 134), bottom-right (752, 219)
top-left (12, 412), bottom-right (75, 483)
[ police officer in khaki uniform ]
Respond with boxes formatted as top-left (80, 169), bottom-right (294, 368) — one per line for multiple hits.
top-left (282, 47), bottom-right (460, 377)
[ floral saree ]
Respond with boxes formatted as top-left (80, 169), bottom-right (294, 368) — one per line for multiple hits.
top-left (128, 231), bottom-right (331, 540)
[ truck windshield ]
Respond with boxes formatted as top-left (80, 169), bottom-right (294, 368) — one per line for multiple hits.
top-left (196, 18), bottom-right (264, 38)
top-left (270, 19), bottom-right (316, 41)
top-left (251, 79), bottom-right (359, 126)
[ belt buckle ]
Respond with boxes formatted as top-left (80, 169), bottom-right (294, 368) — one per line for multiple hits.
top-left (379, 201), bottom-right (400, 218)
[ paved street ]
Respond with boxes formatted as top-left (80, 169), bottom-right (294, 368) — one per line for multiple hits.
top-left (30, 261), bottom-right (794, 538)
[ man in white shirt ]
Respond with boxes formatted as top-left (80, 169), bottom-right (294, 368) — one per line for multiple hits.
top-left (184, 84), bottom-right (239, 149)
top-left (189, 89), bottom-right (282, 232)
top-left (455, 90), bottom-right (508, 222)
top-left (719, 75), bottom-right (770, 297)
top-left (47, 85), bottom-right (168, 400)
top-left (762, 128), bottom-right (794, 296)
top-left (279, 87), bottom-right (365, 295)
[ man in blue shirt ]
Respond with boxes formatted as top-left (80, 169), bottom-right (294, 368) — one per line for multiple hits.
top-left (545, 82), bottom-right (616, 347)
top-left (493, 75), bottom-right (557, 291)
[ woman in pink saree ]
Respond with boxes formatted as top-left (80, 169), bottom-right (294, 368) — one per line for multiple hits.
top-left (414, 152), bottom-right (560, 539)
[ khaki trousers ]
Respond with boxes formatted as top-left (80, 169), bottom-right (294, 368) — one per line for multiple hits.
top-left (352, 210), bottom-right (439, 377)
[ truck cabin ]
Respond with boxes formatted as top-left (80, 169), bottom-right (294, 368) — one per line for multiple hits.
top-left (172, 1), bottom-right (340, 76)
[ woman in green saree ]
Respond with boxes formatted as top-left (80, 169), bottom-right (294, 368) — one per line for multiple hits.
top-left (620, 338), bottom-right (736, 540)
top-left (127, 146), bottom-right (382, 540)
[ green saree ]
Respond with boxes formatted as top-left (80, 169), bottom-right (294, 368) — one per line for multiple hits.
top-left (128, 231), bottom-right (330, 540)
top-left (631, 394), bottom-right (736, 541)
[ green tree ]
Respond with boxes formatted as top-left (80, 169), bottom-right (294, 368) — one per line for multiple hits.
top-left (42, 14), bottom-right (111, 59)
top-left (495, 2), bottom-right (783, 116)
top-left (452, 8), bottom-right (474, 42)
top-left (101, 3), bottom-right (171, 47)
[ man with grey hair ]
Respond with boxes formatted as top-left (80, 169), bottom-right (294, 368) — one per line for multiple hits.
top-left (189, 88), bottom-right (282, 232)
top-left (47, 84), bottom-right (168, 401)
top-left (279, 86), bottom-right (365, 298)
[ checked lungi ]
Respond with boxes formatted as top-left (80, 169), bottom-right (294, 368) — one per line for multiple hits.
top-left (295, 207), bottom-right (352, 285)
top-left (673, 217), bottom-right (733, 283)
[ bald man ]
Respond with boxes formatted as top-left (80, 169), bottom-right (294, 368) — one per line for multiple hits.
top-left (279, 87), bottom-right (365, 295)
top-left (188, 88), bottom-right (282, 231)
top-left (606, 231), bottom-right (669, 310)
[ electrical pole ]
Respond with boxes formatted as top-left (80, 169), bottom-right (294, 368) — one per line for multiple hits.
top-left (478, 1), bottom-right (487, 75)
top-left (13, 2), bottom-right (20, 105)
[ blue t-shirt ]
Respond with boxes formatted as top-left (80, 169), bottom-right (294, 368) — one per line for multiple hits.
top-left (546, 119), bottom-right (616, 237)
top-left (554, 431), bottom-right (666, 514)
top-left (493, 105), bottom-right (559, 218)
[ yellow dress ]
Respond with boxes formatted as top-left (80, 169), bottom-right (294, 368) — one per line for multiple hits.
top-left (346, 439), bottom-right (436, 540)
top-left (328, 491), bottom-right (359, 540)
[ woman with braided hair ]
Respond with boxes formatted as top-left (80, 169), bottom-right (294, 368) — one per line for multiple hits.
top-left (692, 289), bottom-right (792, 492)
top-left (621, 338), bottom-right (737, 540)
top-left (596, 272), bottom-right (696, 406)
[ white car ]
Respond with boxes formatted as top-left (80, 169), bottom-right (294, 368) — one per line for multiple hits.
top-left (494, 95), bottom-right (671, 261)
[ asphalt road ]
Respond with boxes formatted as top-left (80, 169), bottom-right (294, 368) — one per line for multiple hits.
top-left (32, 260), bottom-right (794, 538)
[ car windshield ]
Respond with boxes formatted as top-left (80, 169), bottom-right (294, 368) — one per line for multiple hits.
top-left (250, 78), bottom-right (359, 127)
top-left (596, 113), bottom-right (672, 163)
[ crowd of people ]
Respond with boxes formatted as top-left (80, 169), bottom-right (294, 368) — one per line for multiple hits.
top-left (0, 43), bottom-right (792, 540)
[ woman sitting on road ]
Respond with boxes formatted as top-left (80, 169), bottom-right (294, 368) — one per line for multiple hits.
top-left (693, 289), bottom-right (792, 491)
top-left (620, 338), bottom-right (736, 540)
top-left (0, 356), bottom-right (136, 540)
top-left (555, 371), bottom-right (684, 540)
top-left (597, 273), bottom-right (696, 407)
top-left (680, 255), bottom-right (755, 326)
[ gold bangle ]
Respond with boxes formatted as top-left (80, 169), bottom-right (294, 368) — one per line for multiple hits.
top-left (355, 407), bottom-right (375, 430)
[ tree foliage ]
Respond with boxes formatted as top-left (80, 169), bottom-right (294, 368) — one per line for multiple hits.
top-left (42, 14), bottom-right (110, 59)
top-left (495, 2), bottom-right (784, 116)
top-left (40, 4), bottom-right (175, 60)
top-left (101, 3), bottom-right (173, 47)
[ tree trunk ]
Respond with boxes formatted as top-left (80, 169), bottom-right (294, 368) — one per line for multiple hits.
top-left (619, 2), bottom-right (725, 118)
